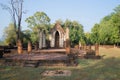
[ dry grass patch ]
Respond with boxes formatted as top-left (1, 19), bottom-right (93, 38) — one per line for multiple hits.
top-left (100, 47), bottom-right (120, 58)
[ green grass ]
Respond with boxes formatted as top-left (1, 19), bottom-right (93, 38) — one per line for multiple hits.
top-left (0, 47), bottom-right (120, 80)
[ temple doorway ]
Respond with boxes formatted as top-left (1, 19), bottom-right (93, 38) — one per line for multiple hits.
top-left (55, 31), bottom-right (59, 48)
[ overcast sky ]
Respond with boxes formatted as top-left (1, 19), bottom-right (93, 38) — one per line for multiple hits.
top-left (0, 0), bottom-right (120, 40)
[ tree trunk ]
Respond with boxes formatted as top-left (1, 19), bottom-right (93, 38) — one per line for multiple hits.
top-left (17, 1), bottom-right (22, 40)
top-left (95, 43), bottom-right (99, 56)
top-left (17, 39), bottom-right (23, 54)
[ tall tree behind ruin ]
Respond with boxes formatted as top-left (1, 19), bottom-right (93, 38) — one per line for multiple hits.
top-left (1, 0), bottom-right (24, 43)
top-left (25, 11), bottom-right (50, 44)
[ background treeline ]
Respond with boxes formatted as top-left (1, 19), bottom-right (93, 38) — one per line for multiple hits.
top-left (1, 5), bottom-right (120, 47)
top-left (90, 5), bottom-right (120, 46)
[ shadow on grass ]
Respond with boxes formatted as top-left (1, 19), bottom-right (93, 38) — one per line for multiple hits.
top-left (44, 57), bottom-right (120, 80)
top-left (0, 57), bottom-right (120, 80)
top-left (71, 57), bottom-right (120, 80)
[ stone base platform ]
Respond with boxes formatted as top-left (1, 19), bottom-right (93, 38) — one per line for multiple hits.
top-left (4, 53), bottom-right (71, 67)
top-left (5, 53), bottom-right (68, 61)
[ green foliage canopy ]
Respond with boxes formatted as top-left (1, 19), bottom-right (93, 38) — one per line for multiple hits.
top-left (90, 5), bottom-right (120, 45)
top-left (25, 12), bottom-right (51, 43)
top-left (64, 20), bottom-right (85, 46)
top-left (4, 23), bottom-right (17, 45)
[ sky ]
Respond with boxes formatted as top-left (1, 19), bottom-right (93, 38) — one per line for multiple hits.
top-left (0, 0), bottom-right (120, 40)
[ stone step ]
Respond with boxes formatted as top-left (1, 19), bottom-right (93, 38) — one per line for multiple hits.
top-left (24, 64), bottom-right (36, 67)
top-left (24, 60), bottom-right (39, 67)
top-left (24, 60), bottom-right (38, 64)
top-left (39, 63), bottom-right (66, 66)
top-left (38, 60), bottom-right (68, 66)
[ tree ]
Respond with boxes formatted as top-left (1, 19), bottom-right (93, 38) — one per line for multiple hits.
top-left (4, 23), bottom-right (17, 45)
top-left (98, 15), bottom-right (112, 44)
top-left (110, 14), bottom-right (120, 45)
top-left (1, 0), bottom-right (24, 41)
top-left (25, 11), bottom-right (50, 44)
top-left (90, 24), bottom-right (100, 44)
top-left (84, 32), bottom-right (92, 45)
top-left (99, 5), bottom-right (120, 45)
top-left (64, 20), bottom-right (85, 46)
top-left (90, 5), bottom-right (120, 45)
top-left (3, 23), bottom-right (31, 46)
top-left (114, 5), bottom-right (120, 14)
top-left (0, 40), bottom-right (5, 45)
top-left (21, 30), bottom-right (31, 47)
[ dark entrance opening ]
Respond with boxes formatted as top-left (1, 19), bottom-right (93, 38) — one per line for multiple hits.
top-left (55, 31), bottom-right (59, 48)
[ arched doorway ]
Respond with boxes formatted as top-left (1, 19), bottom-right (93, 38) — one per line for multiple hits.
top-left (55, 31), bottom-right (59, 48)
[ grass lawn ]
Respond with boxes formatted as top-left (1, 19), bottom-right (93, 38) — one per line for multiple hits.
top-left (0, 47), bottom-right (120, 80)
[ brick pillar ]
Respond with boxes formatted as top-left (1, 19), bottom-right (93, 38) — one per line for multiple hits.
top-left (85, 44), bottom-right (87, 50)
top-left (42, 31), bottom-right (46, 48)
top-left (17, 40), bottom-right (22, 54)
top-left (39, 31), bottom-right (42, 49)
top-left (28, 41), bottom-right (32, 54)
top-left (64, 41), bottom-right (66, 48)
top-left (66, 27), bottom-right (70, 54)
top-left (95, 43), bottom-right (99, 56)
top-left (79, 42), bottom-right (82, 50)
top-left (88, 45), bottom-right (91, 50)
top-left (34, 42), bottom-right (38, 50)
top-left (66, 39), bottom-right (70, 54)
top-left (81, 44), bottom-right (83, 50)
top-left (83, 44), bottom-right (86, 50)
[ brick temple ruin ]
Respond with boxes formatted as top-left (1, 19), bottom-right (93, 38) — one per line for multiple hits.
top-left (39, 22), bottom-right (70, 49)
top-left (0, 22), bottom-right (75, 67)
top-left (0, 22), bottom-right (100, 67)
